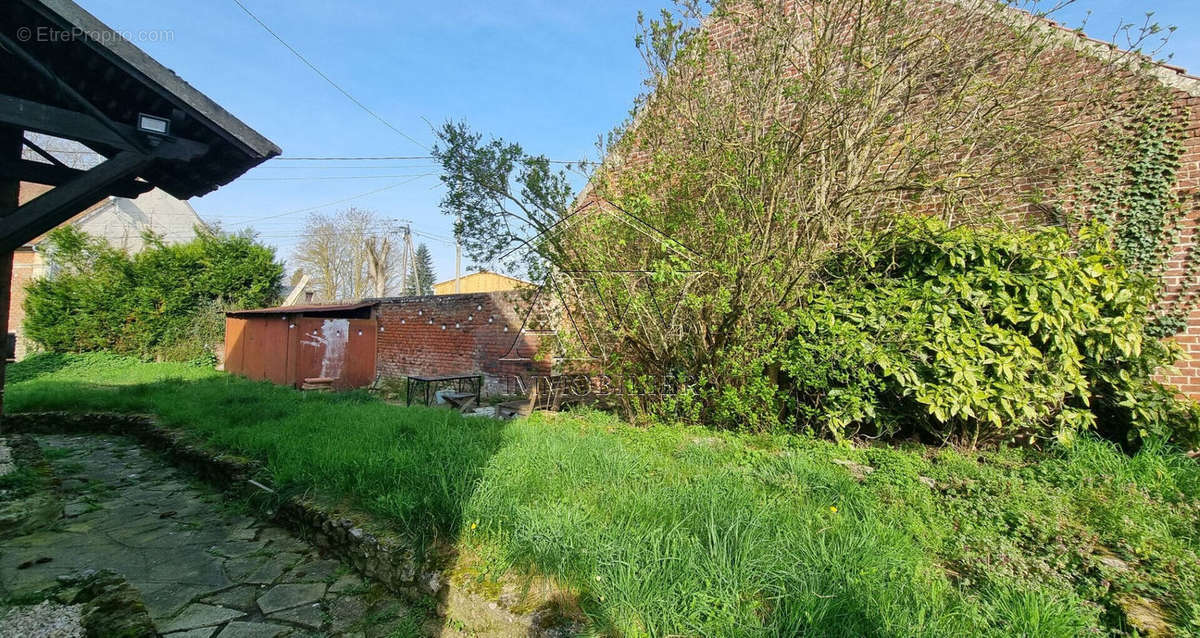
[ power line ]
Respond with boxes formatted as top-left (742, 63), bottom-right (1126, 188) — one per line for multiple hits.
top-left (230, 0), bottom-right (428, 151)
top-left (221, 174), bottom-right (434, 222)
top-left (251, 165), bottom-right (440, 170)
top-left (241, 174), bottom-right (434, 181)
top-left (205, 215), bottom-right (457, 243)
top-left (272, 156), bottom-right (433, 161)
top-left (269, 155), bottom-right (585, 165)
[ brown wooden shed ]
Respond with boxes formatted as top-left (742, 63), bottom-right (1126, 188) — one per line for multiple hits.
top-left (224, 302), bottom-right (378, 390)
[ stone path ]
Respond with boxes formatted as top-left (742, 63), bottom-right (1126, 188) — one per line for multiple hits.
top-left (0, 435), bottom-right (422, 637)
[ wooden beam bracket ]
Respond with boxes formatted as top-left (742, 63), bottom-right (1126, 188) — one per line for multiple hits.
top-left (0, 150), bottom-right (152, 251)
top-left (0, 157), bottom-right (153, 199)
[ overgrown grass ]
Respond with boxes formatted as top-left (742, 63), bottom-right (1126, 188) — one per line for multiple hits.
top-left (8, 353), bottom-right (1200, 636)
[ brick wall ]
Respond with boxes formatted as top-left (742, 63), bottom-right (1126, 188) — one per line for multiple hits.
top-left (1164, 92), bottom-right (1200, 396)
top-left (9, 248), bottom-right (44, 359)
top-left (374, 292), bottom-right (550, 395)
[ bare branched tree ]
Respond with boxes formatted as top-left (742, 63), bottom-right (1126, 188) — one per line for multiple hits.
top-left (365, 235), bottom-right (393, 298)
top-left (292, 207), bottom-right (398, 302)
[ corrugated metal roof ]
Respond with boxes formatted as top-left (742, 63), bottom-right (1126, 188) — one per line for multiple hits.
top-left (226, 301), bottom-right (377, 317)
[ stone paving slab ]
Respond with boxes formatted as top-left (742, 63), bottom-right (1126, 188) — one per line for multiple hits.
top-left (0, 434), bottom-right (409, 636)
top-left (214, 621), bottom-right (291, 637)
top-left (158, 603), bottom-right (245, 633)
top-left (163, 629), bottom-right (218, 638)
top-left (256, 583), bottom-right (326, 615)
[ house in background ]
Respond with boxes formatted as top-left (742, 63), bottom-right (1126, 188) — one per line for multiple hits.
top-left (10, 182), bottom-right (205, 358)
top-left (433, 270), bottom-right (530, 295)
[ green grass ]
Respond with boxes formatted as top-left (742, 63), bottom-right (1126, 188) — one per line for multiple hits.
top-left (8, 353), bottom-right (1200, 636)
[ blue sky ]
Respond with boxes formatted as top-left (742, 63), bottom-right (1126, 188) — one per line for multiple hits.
top-left (76, 1), bottom-right (1200, 282)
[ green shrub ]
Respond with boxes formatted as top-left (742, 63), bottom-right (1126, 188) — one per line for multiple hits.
top-left (23, 227), bottom-right (282, 361)
top-left (781, 217), bottom-right (1200, 447)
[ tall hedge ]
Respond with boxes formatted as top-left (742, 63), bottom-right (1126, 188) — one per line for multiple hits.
top-left (23, 227), bottom-right (282, 361)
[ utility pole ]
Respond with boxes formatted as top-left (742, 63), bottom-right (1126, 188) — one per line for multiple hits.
top-left (403, 223), bottom-right (416, 294)
top-left (397, 222), bottom-right (409, 295)
top-left (454, 214), bottom-right (462, 293)
top-left (390, 220), bottom-right (416, 296)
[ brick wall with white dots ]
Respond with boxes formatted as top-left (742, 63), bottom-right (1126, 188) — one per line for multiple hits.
top-left (374, 292), bottom-right (551, 395)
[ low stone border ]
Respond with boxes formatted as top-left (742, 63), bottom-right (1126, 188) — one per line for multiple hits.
top-left (3, 412), bottom-right (575, 636)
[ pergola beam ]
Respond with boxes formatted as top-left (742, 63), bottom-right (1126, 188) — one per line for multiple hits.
top-left (0, 95), bottom-right (132, 152)
top-left (0, 157), bottom-right (153, 199)
top-left (0, 96), bottom-right (210, 162)
top-left (0, 150), bottom-right (151, 252)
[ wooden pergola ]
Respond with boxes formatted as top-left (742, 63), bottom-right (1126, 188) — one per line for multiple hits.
top-left (0, 0), bottom-right (281, 416)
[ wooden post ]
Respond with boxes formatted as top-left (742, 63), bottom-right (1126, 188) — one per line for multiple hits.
top-left (0, 127), bottom-right (23, 427)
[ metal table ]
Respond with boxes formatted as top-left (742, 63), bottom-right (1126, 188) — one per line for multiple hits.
top-left (405, 373), bottom-right (484, 407)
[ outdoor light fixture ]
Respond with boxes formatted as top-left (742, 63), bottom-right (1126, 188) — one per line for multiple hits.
top-left (136, 113), bottom-right (170, 135)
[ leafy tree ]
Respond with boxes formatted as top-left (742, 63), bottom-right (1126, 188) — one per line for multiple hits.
top-left (432, 122), bottom-right (576, 282)
top-left (413, 243), bottom-right (436, 295)
top-left (24, 226), bottom-right (283, 361)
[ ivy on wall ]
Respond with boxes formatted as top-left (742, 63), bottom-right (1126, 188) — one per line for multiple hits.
top-left (1089, 94), bottom-right (1199, 337)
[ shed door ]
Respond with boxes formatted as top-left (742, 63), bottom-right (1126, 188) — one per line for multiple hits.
top-left (224, 318), bottom-right (247, 375)
top-left (224, 316), bottom-right (291, 384)
top-left (294, 317), bottom-right (377, 389)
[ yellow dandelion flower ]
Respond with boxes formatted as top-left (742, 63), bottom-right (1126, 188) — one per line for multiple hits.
top-left (830, 506), bottom-right (838, 513)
